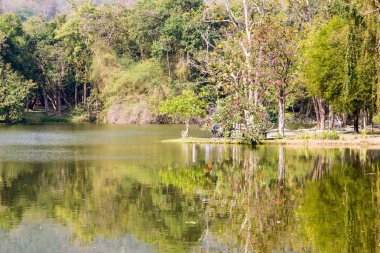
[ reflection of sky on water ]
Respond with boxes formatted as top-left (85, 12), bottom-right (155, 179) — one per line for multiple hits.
top-left (0, 124), bottom-right (248, 165)
top-left (0, 221), bottom-right (154, 253)
top-left (0, 146), bottom-right (148, 162)
top-left (0, 130), bottom-right (143, 146)
top-left (0, 143), bottom-right (246, 162)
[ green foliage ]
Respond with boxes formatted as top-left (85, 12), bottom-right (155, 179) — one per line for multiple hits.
top-left (212, 96), bottom-right (243, 138)
top-left (159, 166), bottom-right (214, 194)
top-left (361, 128), bottom-right (367, 139)
top-left (298, 3), bottom-right (377, 129)
top-left (0, 63), bottom-right (33, 122)
top-left (91, 48), bottom-right (170, 123)
top-left (373, 113), bottom-right (380, 124)
top-left (39, 116), bottom-right (71, 123)
top-left (129, 0), bottom-right (203, 59)
top-left (319, 130), bottom-right (340, 140)
top-left (0, 0), bottom-right (378, 135)
top-left (212, 96), bottom-right (270, 142)
top-left (160, 90), bottom-right (206, 123)
top-left (0, 13), bottom-right (31, 75)
top-left (298, 17), bottom-right (348, 111)
top-left (298, 130), bottom-right (340, 140)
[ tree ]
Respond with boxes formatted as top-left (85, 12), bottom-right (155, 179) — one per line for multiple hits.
top-left (0, 62), bottom-right (34, 122)
top-left (298, 17), bottom-right (348, 130)
top-left (262, 18), bottom-right (297, 137)
top-left (0, 13), bottom-right (30, 75)
top-left (23, 16), bottom-right (56, 112)
top-left (55, 3), bottom-right (95, 107)
top-left (160, 90), bottom-right (205, 137)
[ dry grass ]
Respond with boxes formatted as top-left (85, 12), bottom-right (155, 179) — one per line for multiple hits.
top-left (163, 135), bottom-right (380, 148)
top-left (162, 137), bottom-right (246, 144)
top-left (261, 137), bottom-right (380, 148)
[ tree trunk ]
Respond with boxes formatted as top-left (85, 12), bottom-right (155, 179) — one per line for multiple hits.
top-left (305, 0), bottom-right (313, 23)
top-left (87, 100), bottom-right (91, 121)
top-left (43, 87), bottom-right (49, 112)
top-left (47, 95), bottom-right (57, 110)
top-left (83, 82), bottom-right (87, 105)
top-left (278, 94), bottom-right (285, 138)
top-left (328, 104), bottom-right (334, 130)
top-left (354, 110), bottom-right (359, 133)
top-left (242, 0), bottom-right (254, 106)
top-left (30, 95), bottom-right (37, 110)
top-left (342, 113), bottom-right (347, 127)
top-left (166, 51), bottom-right (171, 76)
top-left (25, 97), bottom-right (29, 112)
top-left (75, 85), bottom-right (78, 108)
top-left (254, 46), bottom-right (263, 107)
top-left (56, 86), bottom-right (62, 116)
top-left (369, 110), bottom-right (374, 133)
top-left (361, 108), bottom-right (367, 130)
top-left (182, 118), bottom-right (190, 138)
top-left (318, 99), bottom-right (325, 131)
top-left (313, 97), bottom-right (325, 130)
top-left (312, 97), bottom-right (320, 128)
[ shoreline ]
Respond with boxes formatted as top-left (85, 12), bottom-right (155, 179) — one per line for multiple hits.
top-left (162, 137), bottom-right (246, 144)
top-left (162, 136), bottom-right (380, 148)
top-left (261, 139), bottom-right (380, 148)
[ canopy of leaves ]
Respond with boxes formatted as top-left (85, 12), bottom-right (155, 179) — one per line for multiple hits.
top-left (298, 17), bottom-right (348, 112)
top-left (160, 90), bottom-right (205, 122)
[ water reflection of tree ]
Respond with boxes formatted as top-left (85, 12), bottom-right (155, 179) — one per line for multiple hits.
top-left (0, 161), bottom-right (207, 252)
top-left (162, 146), bottom-right (301, 252)
top-left (1, 147), bottom-right (380, 252)
top-left (160, 147), bottom-right (380, 252)
top-left (212, 148), bottom-right (288, 251)
top-left (297, 149), bottom-right (380, 253)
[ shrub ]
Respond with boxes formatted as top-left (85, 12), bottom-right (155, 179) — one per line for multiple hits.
top-left (319, 130), bottom-right (340, 140)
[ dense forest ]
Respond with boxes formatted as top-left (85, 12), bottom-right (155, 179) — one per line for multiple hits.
top-left (0, 0), bottom-right (379, 140)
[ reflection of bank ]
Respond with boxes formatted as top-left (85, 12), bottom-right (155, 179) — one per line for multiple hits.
top-left (168, 146), bottom-right (380, 252)
top-left (278, 146), bottom-right (285, 182)
top-left (192, 144), bottom-right (198, 163)
top-left (180, 143), bottom-right (249, 165)
top-left (198, 146), bottom-right (294, 252)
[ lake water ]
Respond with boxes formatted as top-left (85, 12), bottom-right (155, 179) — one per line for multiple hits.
top-left (0, 124), bottom-right (379, 252)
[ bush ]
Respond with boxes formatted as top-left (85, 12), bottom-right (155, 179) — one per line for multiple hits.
top-left (319, 130), bottom-right (340, 140)
top-left (297, 131), bottom-right (340, 140)
top-left (212, 96), bottom-right (270, 143)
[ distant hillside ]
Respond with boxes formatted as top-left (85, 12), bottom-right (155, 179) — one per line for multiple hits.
top-left (0, 0), bottom-right (136, 19)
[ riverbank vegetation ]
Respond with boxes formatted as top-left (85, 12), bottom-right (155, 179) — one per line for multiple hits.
top-left (1, 0), bottom-right (380, 142)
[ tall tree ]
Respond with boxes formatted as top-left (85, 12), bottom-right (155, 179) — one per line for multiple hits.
top-left (298, 17), bottom-right (348, 131)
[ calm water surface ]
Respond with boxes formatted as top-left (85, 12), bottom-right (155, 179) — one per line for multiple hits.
top-left (0, 124), bottom-right (379, 252)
